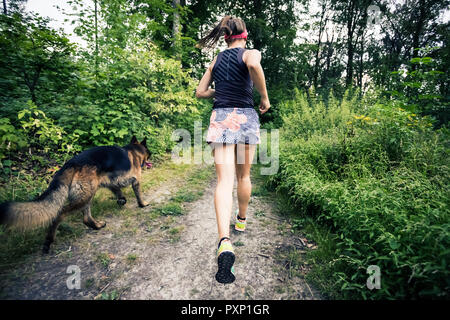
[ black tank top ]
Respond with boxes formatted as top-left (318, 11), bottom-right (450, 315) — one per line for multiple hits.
top-left (212, 47), bottom-right (254, 109)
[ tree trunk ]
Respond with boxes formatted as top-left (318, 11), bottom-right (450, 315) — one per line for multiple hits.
top-left (345, 0), bottom-right (358, 88)
top-left (411, 0), bottom-right (426, 70)
top-left (346, 32), bottom-right (354, 87)
top-left (358, 36), bottom-right (364, 93)
top-left (313, 2), bottom-right (327, 89)
top-left (3, 0), bottom-right (7, 15)
top-left (23, 67), bottom-right (41, 104)
top-left (346, 12), bottom-right (355, 87)
top-left (94, 0), bottom-right (99, 79)
top-left (252, 0), bottom-right (264, 51)
top-left (172, 0), bottom-right (181, 61)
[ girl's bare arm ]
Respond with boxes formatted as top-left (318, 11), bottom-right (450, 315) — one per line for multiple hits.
top-left (244, 49), bottom-right (270, 114)
top-left (196, 57), bottom-right (217, 99)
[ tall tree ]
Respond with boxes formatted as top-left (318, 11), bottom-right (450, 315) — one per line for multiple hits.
top-left (94, 0), bottom-right (99, 79)
top-left (0, 13), bottom-right (76, 106)
top-left (172, 0), bottom-right (181, 60)
top-left (192, 0), bottom-right (301, 89)
top-left (368, 0), bottom-right (450, 89)
top-left (311, 0), bottom-right (332, 89)
top-left (330, 0), bottom-right (371, 87)
top-left (2, 0), bottom-right (27, 15)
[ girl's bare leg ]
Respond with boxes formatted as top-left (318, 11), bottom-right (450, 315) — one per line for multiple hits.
top-left (235, 143), bottom-right (256, 219)
top-left (212, 143), bottom-right (236, 240)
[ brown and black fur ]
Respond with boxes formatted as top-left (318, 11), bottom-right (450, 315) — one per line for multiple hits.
top-left (0, 136), bottom-right (151, 253)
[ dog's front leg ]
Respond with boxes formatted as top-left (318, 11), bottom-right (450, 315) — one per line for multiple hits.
top-left (109, 186), bottom-right (127, 206)
top-left (132, 178), bottom-right (149, 207)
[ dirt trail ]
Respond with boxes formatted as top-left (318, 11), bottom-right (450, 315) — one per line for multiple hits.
top-left (0, 164), bottom-right (320, 300)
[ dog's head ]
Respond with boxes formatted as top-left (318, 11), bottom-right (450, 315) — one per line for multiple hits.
top-left (130, 136), bottom-right (152, 169)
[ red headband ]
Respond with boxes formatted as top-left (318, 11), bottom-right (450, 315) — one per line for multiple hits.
top-left (224, 30), bottom-right (248, 40)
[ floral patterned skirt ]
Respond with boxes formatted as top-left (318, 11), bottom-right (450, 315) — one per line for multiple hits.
top-left (206, 107), bottom-right (260, 145)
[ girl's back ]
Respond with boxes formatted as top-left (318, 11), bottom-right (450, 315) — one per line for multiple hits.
top-left (212, 47), bottom-right (253, 109)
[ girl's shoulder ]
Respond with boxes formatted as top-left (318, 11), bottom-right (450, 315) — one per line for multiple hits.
top-left (242, 49), bottom-right (260, 64)
top-left (208, 55), bottom-right (218, 72)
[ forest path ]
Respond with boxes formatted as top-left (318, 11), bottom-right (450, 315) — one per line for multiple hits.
top-left (0, 162), bottom-right (320, 300)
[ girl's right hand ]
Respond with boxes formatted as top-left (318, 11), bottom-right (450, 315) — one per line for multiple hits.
top-left (259, 97), bottom-right (270, 114)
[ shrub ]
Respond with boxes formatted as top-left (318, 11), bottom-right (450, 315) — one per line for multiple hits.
top-left (269, 90), bottom-right (450, 299)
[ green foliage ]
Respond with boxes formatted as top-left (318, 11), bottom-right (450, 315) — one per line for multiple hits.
top-left (389, 52), bottom-right (449, 127)
top-left (0, 8), bottom-right (212, 173)
top-left (0, 101), bottom-right (81, 166)
top-left (269, 90), bottom-right (450, 299)
top-left (55, 40), bottom-right (202, 148)
top-left (97, 252), bottom-right (111, 268)
top-left (154, 202), bottom-right (183, 216)
top-left (17, 102), bottom-right (66, 152)
top-left (0, 12), bottom-right (78, 108)
top-left (100, 290), bottom-right (119, 300)
top-left (0, 118), bottom-right (27, 161)
top-left (279, 88), bottom-right (356, 139)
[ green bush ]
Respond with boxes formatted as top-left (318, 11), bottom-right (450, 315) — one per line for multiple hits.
top-left (54, 41), bottom-right (209, 152)
top-left (388, 53), bottom-right (449, 128)
top-left (269, 90), bottom-right (450, 299)
top-left (0, 101), bottom-right (76, 164)
top-left (0, 117), bottom-right (27, 161)
top-left (0, 39), bottom-right (212, 173)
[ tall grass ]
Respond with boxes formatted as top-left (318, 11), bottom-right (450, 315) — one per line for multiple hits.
top-left (268, 89), bottom-right (450, 299)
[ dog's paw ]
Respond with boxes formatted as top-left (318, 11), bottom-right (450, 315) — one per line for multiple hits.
top-left (96, 220), bottom-right (106, 229)
top-left (138, 201), bottom-right (149, 208)
top-left (117, 198), bottom-right (127, 206)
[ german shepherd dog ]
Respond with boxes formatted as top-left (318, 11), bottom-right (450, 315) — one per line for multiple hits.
top-left (0, 136), bottom-right (151, 253)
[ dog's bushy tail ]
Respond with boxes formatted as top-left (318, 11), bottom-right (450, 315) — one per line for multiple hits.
top-left (0, 169), bottom-right (73, 231)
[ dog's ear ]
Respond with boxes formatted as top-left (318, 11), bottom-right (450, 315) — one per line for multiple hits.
top-left (130, 135), bottom-right (138, 144)
top-left (140, 138), bottom-right (147, 148)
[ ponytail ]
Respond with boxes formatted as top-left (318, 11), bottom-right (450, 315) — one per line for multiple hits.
top-left (197, 16), bottom-right (246, 49)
